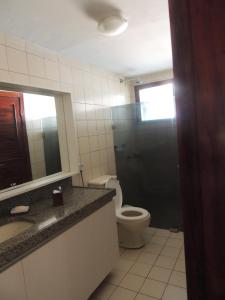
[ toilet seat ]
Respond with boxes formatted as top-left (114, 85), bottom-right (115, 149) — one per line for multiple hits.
top-left (117, 207), bottom-right (150, 222)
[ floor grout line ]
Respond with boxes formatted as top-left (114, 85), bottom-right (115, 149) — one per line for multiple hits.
top-left (94, 227), bottom-right (186, 300)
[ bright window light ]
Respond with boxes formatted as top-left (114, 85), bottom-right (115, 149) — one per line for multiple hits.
top-left (139, 83), bottom-right (175, 121)
top-left (23, 93), bottom-right (56, 121)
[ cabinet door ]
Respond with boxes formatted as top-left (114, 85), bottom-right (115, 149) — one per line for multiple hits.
top-left (22, 202), bottom-right (119, 300)
top-left (22, 232), bottom-right (72, 300)
top-left (0, 262), bottom-right (27, 300)
top-left (63, 200), bottom-right (119, 299)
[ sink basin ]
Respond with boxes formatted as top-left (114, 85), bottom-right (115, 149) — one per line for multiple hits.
top-left (0, 221), bottom-right (33, 244)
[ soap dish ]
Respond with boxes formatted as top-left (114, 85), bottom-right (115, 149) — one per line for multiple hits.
top-left (10, 205), bottom-right (30, 215)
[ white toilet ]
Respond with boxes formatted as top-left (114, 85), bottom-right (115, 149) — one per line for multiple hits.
top-left (88, 175), bottom-right (151, 249)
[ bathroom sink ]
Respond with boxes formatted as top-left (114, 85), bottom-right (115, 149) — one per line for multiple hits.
top-left (0, 221), bottom-right (33, 244)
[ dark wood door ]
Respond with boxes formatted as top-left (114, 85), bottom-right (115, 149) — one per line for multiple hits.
top-left (0, 91), bottom-right (32, 189)
top-left (169, 1), bottom-right (225, 299)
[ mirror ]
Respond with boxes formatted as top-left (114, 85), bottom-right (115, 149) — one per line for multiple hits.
top-left (0, 90), bottom-right (62, 191)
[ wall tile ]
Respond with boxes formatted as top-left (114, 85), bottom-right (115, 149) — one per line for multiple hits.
top-left (0, 32), bottom-right (6, 45)
top-left (45, 59), bottom-right (60, 81)
top-left (0, 69), bottom-right (10, 82)
top-left (91, 151), bottom-right (100, 168)
top-left (7, 47), bottom-right (28, 74)
top-left (6, 35), bottom-right (26, 51)
top-left (77, 120), bottom-right (88, 137)
top-left (86, 104), bottom-right (96, 120)
top-left (0, 45), bottom-right (8, 70)
top-left (59, 63), bottom-right (72, 84)
top-left (26, 41), bottom-right (44, 57)
top-left (87, 120), bottom-right (97, 136)
top-left (27, 54), bottom-right (45, 77)
top-left (9, 72), bottom-right (30, 85)
top-left (89, 136), bottom-right (99, 152)
top-left (78, 137), bottom-right (90, 154)
top-left (73, 103), bottom-right (86, 120)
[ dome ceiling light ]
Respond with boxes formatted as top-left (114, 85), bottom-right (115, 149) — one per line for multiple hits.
top-left (98, 15), bottom-right (128, 36)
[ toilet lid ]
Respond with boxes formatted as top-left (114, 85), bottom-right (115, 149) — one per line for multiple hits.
top-left (105, 178), bottom-right (122, 211)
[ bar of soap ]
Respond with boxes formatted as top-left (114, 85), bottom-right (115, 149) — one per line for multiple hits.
top-left (10, 205), bottom-right (30, 215)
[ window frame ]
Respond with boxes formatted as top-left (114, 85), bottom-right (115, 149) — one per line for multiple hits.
top-left (134, 79), bottom-right (173, 103)
top-left (134, 79), bottom-right (174, 123)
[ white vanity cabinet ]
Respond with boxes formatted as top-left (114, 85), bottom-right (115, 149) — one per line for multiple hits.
top-left (21, 201), bottom-right (119, 300)
top-left (0, 262), bottom-right (27, 300)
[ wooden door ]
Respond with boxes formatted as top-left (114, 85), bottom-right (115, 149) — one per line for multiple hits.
top-left (169, 1), bottom-right (225, 299)
top-left (0, 91), bottom-right (32, 189)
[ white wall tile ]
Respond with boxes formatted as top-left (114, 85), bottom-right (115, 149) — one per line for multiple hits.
top-left (76, 121), bottom-right (88, 137)
top-left (26, 41), bottom-right (44, 57)
top-left (45, 59), bottom-right (60, 81)
top-left (89, 136), bottom-right (99, 152)
top-left (27, 54), bottom-right (45, 77)
top-left (87, 120), bottom-right (97, 136)
top-left (9, 72), bottom-right (30, 85)
top-left (7, 47), bottom-right (28, 74)
top-left (0, 45), bottom-right (8, 70)
top-left (73, 103), bottom-right (86, 120)
top-left (0, 69), bottom-right (10, 82)
top-left (6, 35), bottom-right (26, 51)
top-left (78, 137), bottom-right (90, 154)
top-left (59, 63), bottom-right (72, 84)
top-left (0, 32), bottom-right (6, 45)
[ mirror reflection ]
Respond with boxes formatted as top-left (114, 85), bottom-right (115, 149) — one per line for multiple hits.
top-left (0, 90), bottom-right (62, 190)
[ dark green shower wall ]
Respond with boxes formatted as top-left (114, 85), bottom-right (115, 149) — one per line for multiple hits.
top-left (112, 103), bottom-right (182, 230)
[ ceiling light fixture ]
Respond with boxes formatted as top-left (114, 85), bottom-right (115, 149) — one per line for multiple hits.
top-left (98, 15), bottom-right (128, 36)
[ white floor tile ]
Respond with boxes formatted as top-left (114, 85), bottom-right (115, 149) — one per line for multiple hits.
top-left (129, 262), bottom-right (152, 277)
top-left (162, 285), bottom-right (187, 300)
top-left (109, 287), bottom-right (137, 300)
top-left (148, 266), bottom-right (172, 283)
top-left (137, 253), bottom-right (158, 265)
top-left (169, 232), bottom-right (184, 240)
top-left (143, 243), bottom-right (163, 255)
top-left (174, 259), bottom-right (186, 273)
top-left (106, 269), bottom-right (127, 285)
top-left (179, 249), bottom-right (185, 260)
top-left (90, 282), bottom-right (116, 300)
top-left (166, 238), bottom-right (183, 248)
top-left (121, 249), bottom-right (143, 261)
top-left (120, 273), bottom-right (145, 292)
top-left (154, 228), bottom-right (171, 237)
top-left (145, 227), bottom-right (157, 236)
top-left (169, 271), bottom-right (187, 288)
top-left (136, 294), bottom-right (157, 300)
top-left (140, 279), bottom-right (166, 299)
top-left (155, 256), bottom-right (176, 269)
top-left (160, 246), bottom-right (180, 258)
top-left (115, 258), bottom-right (134, 272)
top-left (119, 247), bottom-right (126, 255)
top-left (151, 236), bottom-right (168, 246)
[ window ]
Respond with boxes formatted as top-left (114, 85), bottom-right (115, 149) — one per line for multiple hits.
top-left (135, 80), bottom-right (175, 121)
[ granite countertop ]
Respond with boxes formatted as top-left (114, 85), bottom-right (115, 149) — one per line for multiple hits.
top-left (0, 187), bottom-right (115, 273)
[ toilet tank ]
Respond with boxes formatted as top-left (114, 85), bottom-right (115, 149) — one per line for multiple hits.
top-left (88, 175), bottom-right (117, 188)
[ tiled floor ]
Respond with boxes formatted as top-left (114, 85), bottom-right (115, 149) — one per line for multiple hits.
top-left (89, 227), bottom-right (187, 300)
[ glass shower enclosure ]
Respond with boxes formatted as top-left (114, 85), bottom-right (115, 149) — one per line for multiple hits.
top-left (112, 103), bottom-right (181, 230)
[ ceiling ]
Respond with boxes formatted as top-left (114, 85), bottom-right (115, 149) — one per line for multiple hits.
top-left (0, 0), bottom-right (172, 77)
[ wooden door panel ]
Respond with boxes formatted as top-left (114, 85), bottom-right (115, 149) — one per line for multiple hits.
top-left (0, 99), bottom-right (22, 161)
top-left (0, 92), bottom-right (32, 189)
top-left (169, 1), bottom-right (225, 299)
